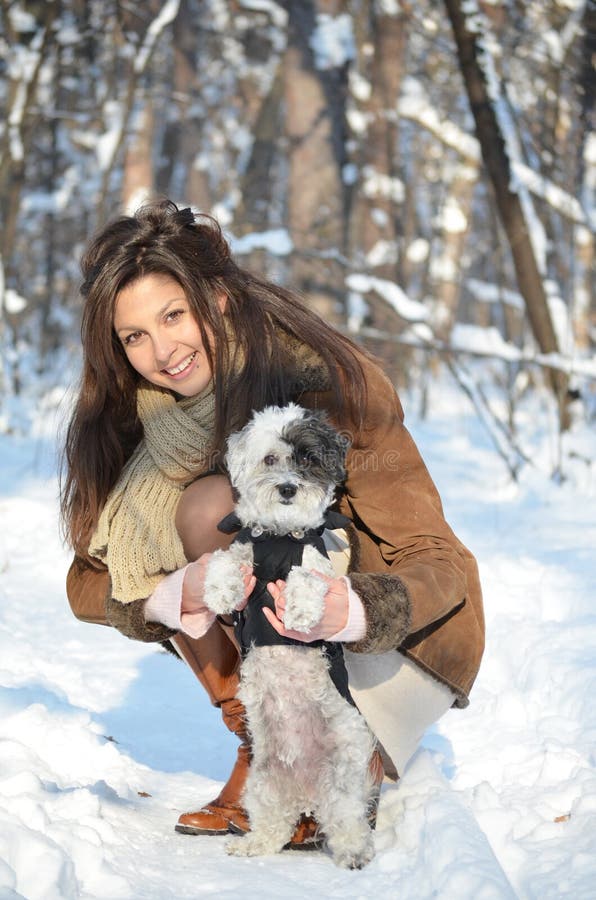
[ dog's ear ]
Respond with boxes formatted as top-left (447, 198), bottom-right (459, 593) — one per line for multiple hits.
top-left (294, 410), bottom-right (351, 484)
top-left (301, 410), bottom-right (351, 455)
top-left (224, 427), bottom-right (249, 486)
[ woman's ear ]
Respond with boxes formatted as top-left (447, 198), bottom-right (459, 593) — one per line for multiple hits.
top-left (217, 293), bottom-right (228, 313)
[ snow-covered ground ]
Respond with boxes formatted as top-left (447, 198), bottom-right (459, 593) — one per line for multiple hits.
top-left (1, 382), bottom-right (595, 900)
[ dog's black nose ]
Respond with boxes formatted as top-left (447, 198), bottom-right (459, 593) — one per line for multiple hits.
top-left (277, 482), bottom-right (297, 500)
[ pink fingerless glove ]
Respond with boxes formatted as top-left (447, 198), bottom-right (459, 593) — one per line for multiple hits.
top-left (327, 577), bottom-right (367, 642)
top-left (143, 565), bottom-right (216, 639)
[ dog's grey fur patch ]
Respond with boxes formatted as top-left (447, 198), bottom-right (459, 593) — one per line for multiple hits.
top-left (282, 411), bottom-right (349, 487)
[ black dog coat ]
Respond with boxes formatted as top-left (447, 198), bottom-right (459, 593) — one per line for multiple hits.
top-left (217, 510), bottom-right (355, 705)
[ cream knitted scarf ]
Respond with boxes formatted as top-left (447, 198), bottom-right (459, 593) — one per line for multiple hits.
top-left (88, 381), bottom-right (217, 603)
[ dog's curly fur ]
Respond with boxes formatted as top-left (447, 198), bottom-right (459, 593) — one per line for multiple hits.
top-left (202, 404), bottom-right (376, 869)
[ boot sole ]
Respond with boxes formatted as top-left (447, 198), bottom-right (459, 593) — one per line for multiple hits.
top-left (227, 821), bottom-right (324, 851)
top-left (175, 824), bottom-right (230, 836)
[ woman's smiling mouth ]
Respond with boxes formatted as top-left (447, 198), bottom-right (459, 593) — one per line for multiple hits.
top-left (163, 351), bottom-right (197, 377)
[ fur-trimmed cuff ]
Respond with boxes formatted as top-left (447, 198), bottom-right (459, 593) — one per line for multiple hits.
top-left (345, 573), bottom-right (412, 654)
top-left (105, 595), bottom-right (177, 643)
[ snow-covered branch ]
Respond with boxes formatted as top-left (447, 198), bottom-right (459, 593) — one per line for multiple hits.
top-left (134, 0), bottom-right (181, 74)
top-left (398, 77), bottom-right (592, 228)
top-left (346, 271), bottom-right (594, 379)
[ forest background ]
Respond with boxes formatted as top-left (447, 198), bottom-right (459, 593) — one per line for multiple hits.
top-left (0, 0), bottom-right (594, 468)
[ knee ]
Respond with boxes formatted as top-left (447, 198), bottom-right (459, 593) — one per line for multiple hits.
top-left (176, 474), bottom-right (235, 561)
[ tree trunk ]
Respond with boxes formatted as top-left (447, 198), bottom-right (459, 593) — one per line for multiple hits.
top-left (122, 102), bottom-right (155, 211)
top-left (348, 5), bottom-right (406, 279)
top-left (444, 0), bottom-right (570, 425)
top-left (431, 164), bottom-right (477, 341)
top-left (283, 1), bottom-right (346, 322)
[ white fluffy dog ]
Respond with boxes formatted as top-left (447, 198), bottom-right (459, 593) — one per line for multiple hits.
top-left (203, 404), bottom-right (376, 869)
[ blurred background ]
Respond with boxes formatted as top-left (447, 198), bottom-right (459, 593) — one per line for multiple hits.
top-left (0, 0), bottom-right (594, 475)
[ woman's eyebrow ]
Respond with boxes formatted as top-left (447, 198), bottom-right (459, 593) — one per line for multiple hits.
top-left (115, 297), bottom-right (186, 334)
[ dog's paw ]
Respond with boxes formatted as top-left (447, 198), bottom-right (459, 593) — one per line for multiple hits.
top-left (282, 566), bottom-right (327, 632)
top-left (226, 833), bottom-right (281, 858)
top-left (334, 844), bottom-right (375, 870)
top-left (327, 825), bottom-right (375, 869)
top-left (203, 549), bottom-right (246, 615)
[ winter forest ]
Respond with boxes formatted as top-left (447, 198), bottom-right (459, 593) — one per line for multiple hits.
top-left (1, 0), bottom-right (594, 446)
top-left (1, 1), bottom-right (595, 898)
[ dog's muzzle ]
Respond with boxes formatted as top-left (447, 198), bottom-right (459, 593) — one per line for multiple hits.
top-left (277, 482), bottom-right (297, 501)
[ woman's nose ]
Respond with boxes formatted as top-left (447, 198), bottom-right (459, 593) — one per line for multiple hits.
top-left (152, 332), bottom-right (177, 365)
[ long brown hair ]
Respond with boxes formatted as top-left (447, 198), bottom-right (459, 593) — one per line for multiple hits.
top-left (61, 199), bottom-right (366, 554)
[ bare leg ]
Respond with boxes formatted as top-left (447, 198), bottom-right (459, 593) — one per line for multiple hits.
top-left (175, 473), bottom-right (235, 560)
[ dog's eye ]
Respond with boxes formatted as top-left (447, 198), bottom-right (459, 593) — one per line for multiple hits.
top-left (263, 454), bottom-right (278, 466)
top-left (297, 450), bottom-right (318, 466)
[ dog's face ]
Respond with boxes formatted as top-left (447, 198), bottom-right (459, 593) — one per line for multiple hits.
top-left (225, 404), bottom-right (350, 533)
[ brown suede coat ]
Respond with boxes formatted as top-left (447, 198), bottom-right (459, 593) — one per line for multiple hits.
top-left (66, 341), bottom-right (484, 708)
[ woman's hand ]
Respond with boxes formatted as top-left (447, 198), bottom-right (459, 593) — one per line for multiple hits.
top-left (182, 553), bottom-right (255, 616)
top-left (262, 572), bottom-right (349, 642)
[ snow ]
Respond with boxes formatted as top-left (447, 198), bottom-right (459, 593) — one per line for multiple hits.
top-left (466, 279), bottom-right (524, 311)
top-left (238, 0), bottom-right (287, 29)
top-left (96, 101), bottom-right (124, 173)
top-left (2, 379), bottom-right (594, 898)
top-left (437, 197), bottom-right (468, 234)
top-left (376, 0), bottom-right (402, 14)
top-left (365, 240), bottom-right (398, 268)
top-left (341, 163), bottom-right (358, 185)
top-left (451, 324), bottom-right (521, 360)
top-left (511, 162), bottom-right (591, 229)
top-left (22, 166), bottom-right (79, 215)
top-left (346, 107), bottom-right (371, 134)
top-left (398, 77), bottom-right (482, 166)
top-left (309, 14), bottom-right (356, 70)
top-left (349, 69), bottom-right (372, 102)
top-left (3, 289), bottom-right (27, 315)
top-left (346, 274), bottom-right (429, 322)
top-left (7, 7), bottom-right (37, 34)
top-left (229, 229), bottom-right (293, 257)
top-left (406, 238), bottom-right (430, 264)
top-left (430, 254), bottom-right (458, 285)
top-left (362, 166), bottom-right (405, 204)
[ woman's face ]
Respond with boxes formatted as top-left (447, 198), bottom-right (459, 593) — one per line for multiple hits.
top-left (113, 274), bottom-right (215, 397)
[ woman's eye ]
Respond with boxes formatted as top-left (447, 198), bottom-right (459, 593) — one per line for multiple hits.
top-left (166, 309), bottom-right (184, 323)
top-left (123, 331), bottom-right (143, 346)
top-left (263, 454), bottom-right (277, 466)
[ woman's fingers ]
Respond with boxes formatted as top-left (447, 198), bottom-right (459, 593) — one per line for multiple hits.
top-left (262, 572), bottom-right (349, 640)
top-left (262, 605), bottom-right (319, 642)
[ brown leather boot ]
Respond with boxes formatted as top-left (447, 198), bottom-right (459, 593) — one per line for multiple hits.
top-left (171, 626), bottom-right (251, 836)
top-left (176, 738), bottom-right (251, 835)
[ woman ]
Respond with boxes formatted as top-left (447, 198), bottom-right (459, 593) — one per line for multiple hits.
top-left (62, 200), bottom-right (484, 845)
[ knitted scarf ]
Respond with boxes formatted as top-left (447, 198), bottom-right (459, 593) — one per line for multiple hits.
top-left (88, 380), bottom-right (217, 604)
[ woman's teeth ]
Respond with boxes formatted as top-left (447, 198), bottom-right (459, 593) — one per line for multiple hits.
top-left (164, 352), bottom-right (196, 376)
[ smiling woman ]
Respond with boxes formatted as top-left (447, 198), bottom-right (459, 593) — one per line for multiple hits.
top-left (113, 274), bottom-right (215, 397)
top-left (61, 199), bottom-right (484, 853)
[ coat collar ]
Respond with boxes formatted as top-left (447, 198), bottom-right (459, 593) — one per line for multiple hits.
top-left (276, 329), bottom-right (333, 397)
